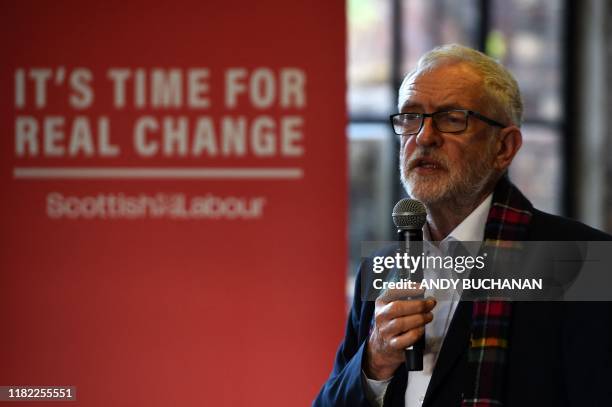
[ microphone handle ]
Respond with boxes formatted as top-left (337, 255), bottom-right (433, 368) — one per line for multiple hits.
top-left (405, 269), bottom-right (425, 371)
top-left (397, 228), bottom-right (424, 372)
top-left (405, 268), bottom-right (424, 371)
top-left (405, 335), bottom-right (425, 371)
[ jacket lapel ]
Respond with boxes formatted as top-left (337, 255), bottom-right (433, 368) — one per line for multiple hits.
top-left (422, 300), bottom-right (472, 404)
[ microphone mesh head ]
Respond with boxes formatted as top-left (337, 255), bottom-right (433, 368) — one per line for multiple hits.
top-left (392, 198), bottom-right (427, 229)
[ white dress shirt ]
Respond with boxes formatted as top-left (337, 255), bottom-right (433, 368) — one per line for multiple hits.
top-left (363, 194), bottom-right (492, 407)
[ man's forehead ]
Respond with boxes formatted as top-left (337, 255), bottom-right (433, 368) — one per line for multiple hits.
top-left (399, 63), bottom-right (485, 109)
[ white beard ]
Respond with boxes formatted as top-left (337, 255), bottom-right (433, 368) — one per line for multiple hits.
top-left (400, 146), bottom-right (496, 207)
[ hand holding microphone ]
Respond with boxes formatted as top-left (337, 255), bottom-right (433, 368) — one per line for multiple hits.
top-left (365, 290), bottom-right (436, 380)
top-left (364, 199), bottom-right (433, 379)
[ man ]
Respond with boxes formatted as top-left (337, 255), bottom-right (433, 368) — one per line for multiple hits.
top-left (314, 44), bottom-right (612, 406)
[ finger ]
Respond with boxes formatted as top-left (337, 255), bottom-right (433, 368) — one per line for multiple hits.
top-left (384, 297), bottom-right (436, 320)
top-left (378, 287), bottom-right (426, 303)
top-left (380, 312), bottom-right (434, 337)
top-left (389, 327), bottom-right (426, 350)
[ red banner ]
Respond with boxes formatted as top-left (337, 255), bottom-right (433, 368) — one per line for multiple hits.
top-left (0, 1), bottom-right (346, 405)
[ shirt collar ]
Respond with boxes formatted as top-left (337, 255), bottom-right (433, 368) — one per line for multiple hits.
top-left (423, 193), bottom-right (493, 244)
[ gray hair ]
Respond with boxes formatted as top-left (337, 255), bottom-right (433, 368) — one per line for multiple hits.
top-left (399, 44), bottom-right (523, 127)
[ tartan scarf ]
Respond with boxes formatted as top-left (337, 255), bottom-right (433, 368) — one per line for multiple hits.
top-left (461, 175), bottom-right (533, 407)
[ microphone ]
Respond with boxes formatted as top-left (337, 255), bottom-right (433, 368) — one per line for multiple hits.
top-left (392, 198), bottom-right (427, 371)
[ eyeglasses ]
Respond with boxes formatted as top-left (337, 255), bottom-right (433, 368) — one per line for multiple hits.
top-left (389, 109), bottom-right (507, 136)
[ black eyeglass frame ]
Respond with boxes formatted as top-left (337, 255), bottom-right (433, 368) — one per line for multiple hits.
top-left (389, 109), bottom-right (508, 136)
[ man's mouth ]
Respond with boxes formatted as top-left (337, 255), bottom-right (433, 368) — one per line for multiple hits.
top-left (410, 157), bottom-right (445, 171)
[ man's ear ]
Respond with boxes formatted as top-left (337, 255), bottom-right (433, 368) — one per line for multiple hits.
top-left (493, 126), bottom-right (522, 171)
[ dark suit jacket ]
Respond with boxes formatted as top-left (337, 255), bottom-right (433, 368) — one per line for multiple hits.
top-left (314, 209), bottom-right (612, 406)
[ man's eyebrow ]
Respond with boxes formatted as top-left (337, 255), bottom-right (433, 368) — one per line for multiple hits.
top-left (436, 103), bottom-right (465, 112)
top-left (400, 103), bottom-right (423, 112)
top-left (400, 103), bottom-right (466, 113)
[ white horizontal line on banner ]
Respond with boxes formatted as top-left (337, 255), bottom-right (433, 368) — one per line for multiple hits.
top-left (13, 167), bottom-right (304, 180)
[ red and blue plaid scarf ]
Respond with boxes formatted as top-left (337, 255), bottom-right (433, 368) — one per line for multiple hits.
top-left (461, 176), bottom-right (533, 407)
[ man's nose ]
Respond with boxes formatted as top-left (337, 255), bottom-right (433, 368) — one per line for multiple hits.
top-left (415, 117), bottom-right (443, 147)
